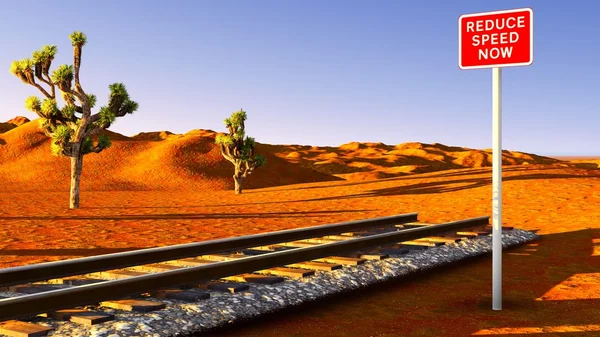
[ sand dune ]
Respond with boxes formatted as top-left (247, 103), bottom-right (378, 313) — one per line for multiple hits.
top-left (550, 156), bottom-right (600, 169)
top-left (562, 159), bottom-right (600, 169)
top-left (262, 140), bottom-right (565, 180)
top-left (0, 116), bottom-right (30, 133)
top-left (0, 116), bottom-right (592, 191)
top-left (0, 118), bottom-right (338, 192)
top-left (131, 131), bottom-right (175, 141)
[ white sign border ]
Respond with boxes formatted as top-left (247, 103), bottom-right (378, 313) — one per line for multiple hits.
top-left (458, 7), bottom-right (534, 70)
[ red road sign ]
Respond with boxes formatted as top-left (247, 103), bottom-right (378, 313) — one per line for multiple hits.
top-left (459, 8), bottom-right (533, 69)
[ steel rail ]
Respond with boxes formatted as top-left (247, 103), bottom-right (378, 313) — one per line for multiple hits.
top-left (0, 212), bottom-right (418, 287)
top-left (0, 216), bottom-right (489, 321)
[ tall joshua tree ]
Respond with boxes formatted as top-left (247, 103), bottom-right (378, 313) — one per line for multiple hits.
top-left (9, 31), bottom-right (138, 209)
top-left (215, 109), bottom-right (266, 194)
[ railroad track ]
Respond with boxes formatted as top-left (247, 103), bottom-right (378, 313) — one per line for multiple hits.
top-left (0, 212), bottom-right (503, 337)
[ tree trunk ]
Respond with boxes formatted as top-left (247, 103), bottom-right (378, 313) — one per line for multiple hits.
top-left (69, 146), bottom-right (84, 209)
top-left (233, 174), bottom-right (244, 194)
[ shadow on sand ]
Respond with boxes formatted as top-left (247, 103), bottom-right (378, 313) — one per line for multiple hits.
top-left (213, 172), bottom-right (599, 206)
top-left (0, 247), bottom-right (147, 257)
top-left (191, 228), bottom-right (600, 337)
top-left (0, 209), bottom-right (371, 221)
top-left (77, 166), bottom-right (596, 210)
top-left (249, 165), bottom-right (576, 193)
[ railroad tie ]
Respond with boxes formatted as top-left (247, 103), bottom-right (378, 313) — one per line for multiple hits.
top-left (167, 257), bottom-right (214, 267)
top-left (359, 253), bottom-right (389, 260)
top-left (244, 246), bottom-right (286, 252)
top-left (255, 267), bottom-right (315, 278)
top-left (99, 299), bottom-right (166, 313)
top-left (240, 247), bottom-right (292, 256)
top-left (222, 274), bottom-right (284, 285)
top-left (421, 236), bottom-right (463, 244)
top-left (44, 309), bottom-right (115, 325)
top-left (339, 228), bottom-right (393, 237)
top-left (302, 237), bottom-right (341, 244)
top-left (0, 320), bottom-right (54, 337)
top-left (89, 269), bottom-right (148, 280)
top-left (413, 237), bottom-right (448, 245)
top-left (127, 263), bottom-right (183, 273)
top-left (240, 248), bottom-right (271, 255)
top-left (276, 241), bottom-right (319, 248)
top-left (400, 240), bottom-right (444, 247)
top-left (285, 261), bottom-right (342, 271)
top-left (197, 281), bottom-right (250, 294)
top-left (322, 235), bottom-right (356, 240)
top-left (365, 227), bottom-right (401, 235)
top-left (46, 277), bottom-right (104, 286)
top-left (200, 253), bottom-right (245, 262)
top-left (396, 222), bottom-right (433, 229)
top-left (345, 252), bottom-right (389, 260)
top-left (244, 246), bottom-right (272, 252)
top-left (9, 284), bottom-right (62, 294)
top-left (314, 256), bottom-right (366, 266)
top-left (152, 289), bottom-right (210, 301)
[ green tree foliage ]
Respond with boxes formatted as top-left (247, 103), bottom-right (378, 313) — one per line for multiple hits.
top-left (9, 31), bottom-right (138, 208)
top-left (215, 109), bottom-right (266, 194)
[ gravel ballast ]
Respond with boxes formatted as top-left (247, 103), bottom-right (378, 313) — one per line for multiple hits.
top-left (2, 229), bottom-right (539, 337)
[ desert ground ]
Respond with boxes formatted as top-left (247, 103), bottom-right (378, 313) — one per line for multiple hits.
top-left (0, 116), bottom-right (599, 336)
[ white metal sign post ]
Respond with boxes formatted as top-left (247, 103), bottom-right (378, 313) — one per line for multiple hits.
top-left (458, 8), bottom-right (533, 311)
top-left (492, 67), bottom-right (502, 310)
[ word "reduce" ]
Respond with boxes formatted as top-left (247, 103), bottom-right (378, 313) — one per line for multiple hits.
top-left (467, 16), bottom-right (526, 61)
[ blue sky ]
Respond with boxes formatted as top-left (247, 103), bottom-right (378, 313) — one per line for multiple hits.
top-left (0, 0), bottom-right (598, 156)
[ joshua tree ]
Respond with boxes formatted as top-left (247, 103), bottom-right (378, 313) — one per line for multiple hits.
top-left (9, 31), bottom-right (138, 209)
top-left (215, 109), bottom-right (266, 194)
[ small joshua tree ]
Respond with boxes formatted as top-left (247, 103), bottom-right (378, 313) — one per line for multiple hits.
top-left (215, 109), bottom-right (266, 194)
top-left (9, 31), bottom-right (138, 209)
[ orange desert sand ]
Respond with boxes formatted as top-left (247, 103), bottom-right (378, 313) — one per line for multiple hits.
top-left (0, 116), bottom-right (599, 336)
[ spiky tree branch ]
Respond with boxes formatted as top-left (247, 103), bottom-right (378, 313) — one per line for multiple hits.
top-left (215, 109), bottom-right (266, 193)
top-left (69, 31), bottom-right (86, 97)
